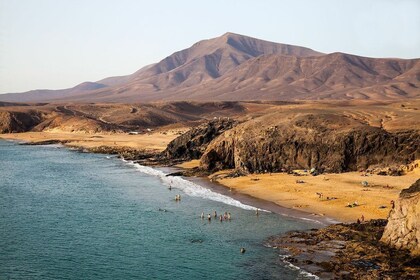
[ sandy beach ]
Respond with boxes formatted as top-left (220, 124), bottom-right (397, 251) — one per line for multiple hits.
top-left (211, 169), bottom-right (419, 223)
top-left (2, 131), bottom-right (419, 224)
top-left (0, 131), bottom-right (184, 152)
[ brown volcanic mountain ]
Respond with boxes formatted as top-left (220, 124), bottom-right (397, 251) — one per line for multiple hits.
top-left (1, 32), bottom-right (419, 103)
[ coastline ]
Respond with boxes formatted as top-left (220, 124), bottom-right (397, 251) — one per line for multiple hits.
top-left (2, 132), bottom-right (418, 224)
top-left (2, 137), bottom-right (418, 279)
top-left (160, 166), bottom-right (335, 226)
top-left (210, 169), bottom-right (419, 223)
top-left (0, 134), bottom-right (334, 226)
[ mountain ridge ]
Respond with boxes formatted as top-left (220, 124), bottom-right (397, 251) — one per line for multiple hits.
top-left (1, 32), bottom-right (419, 103)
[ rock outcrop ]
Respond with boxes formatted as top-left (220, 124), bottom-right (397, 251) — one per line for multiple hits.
top-left (163, 119), bottom-right (236, 161)
top-left (0, 111), bottom-right (43, 133)
top-left (381, 179), bottom-right (420, 256)
top-left (268, 220), bottom-right (419, 279)
top-left (200, 113), bottom-right (420, 173)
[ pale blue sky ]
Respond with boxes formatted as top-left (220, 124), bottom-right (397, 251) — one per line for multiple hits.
top-left (1, 0), bottom-right (419, 94)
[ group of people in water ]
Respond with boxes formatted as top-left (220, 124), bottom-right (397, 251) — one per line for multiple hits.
top-left (201, 211), bottom-right (232, 222)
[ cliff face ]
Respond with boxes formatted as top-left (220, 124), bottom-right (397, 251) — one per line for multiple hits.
top-left (381, 179), bottom-right (420, 256)
top-left (200, 113), bottom-right (419, 173)
top-left (0, 111), bottom-right (42, 133)
top-left (163, 119), bottom-right (236, 161)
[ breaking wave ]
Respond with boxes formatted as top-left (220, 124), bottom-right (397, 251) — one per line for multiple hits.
top-left (122, 160), bottom-right (260, 211)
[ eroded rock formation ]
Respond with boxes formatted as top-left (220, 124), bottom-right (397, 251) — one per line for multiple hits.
top-left (200, 113), bottom-right (419, 173)
top-left (0, 111), bottom-right (42, 133)
top-left (381, 179), bottom-right (420, 256)
top-left (163, 119), bottom-right (236, 161)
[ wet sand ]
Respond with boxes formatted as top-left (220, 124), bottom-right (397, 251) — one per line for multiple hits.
top-left (160, 166), bottom-right (335, 226)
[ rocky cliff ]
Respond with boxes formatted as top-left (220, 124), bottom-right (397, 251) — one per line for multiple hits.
top-left (381, 179), bottom-right (420, 256)
top-left (0, 111), bottom-right (43, 133)
top-left (163, 119), bottom-right (236, 161)
top-left (200, 113), bottom-right (419, 173)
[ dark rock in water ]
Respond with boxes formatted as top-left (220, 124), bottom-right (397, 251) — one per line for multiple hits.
top-left (267, 219), bottom-right (419, 279)
top-left (22, 139), bottom-right (65, 145)
top-left (381, 179), bottom-right (420, 256)
top-left (166, 172), bottom-right (184, 177)
top-left (190, 239), bottom-right (203, 243)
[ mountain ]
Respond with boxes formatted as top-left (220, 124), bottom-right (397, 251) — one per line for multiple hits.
top-left (1, 32), bottom-right (419, 103)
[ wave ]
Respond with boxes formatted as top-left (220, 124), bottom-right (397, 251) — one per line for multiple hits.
top-left (122, 160), bottom-right (260, 211)
top-left (279, 254), bottom-right (320, 279)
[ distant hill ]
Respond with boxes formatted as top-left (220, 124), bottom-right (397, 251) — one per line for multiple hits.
top-left (1, 32), bottom-right (419, 103)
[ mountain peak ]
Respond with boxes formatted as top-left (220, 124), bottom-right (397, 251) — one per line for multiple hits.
top-left (1, 33), bottom-right (418, 103)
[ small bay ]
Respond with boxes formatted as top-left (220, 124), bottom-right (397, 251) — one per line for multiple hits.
top-left (0, 140), bottom-right (318, 279)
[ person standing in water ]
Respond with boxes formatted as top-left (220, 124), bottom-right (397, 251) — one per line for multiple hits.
top-left (207, 214), bottom-right (211, 221)
top-left (256, 208), bottom-right (259, 216)
top-left (201, 212), bottom-right (204, 219)
top-left (214, 211), bottom-right (217, 218)
top-left (227, 212), bottom-right (231, 221)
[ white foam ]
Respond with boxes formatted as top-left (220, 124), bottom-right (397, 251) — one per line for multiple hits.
top-left (279, 255), bottom-right (320, 279)
top-left (122, 160), bottom-right (260, 211)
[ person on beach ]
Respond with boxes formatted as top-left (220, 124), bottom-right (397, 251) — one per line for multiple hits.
top-left (361, 214), bottom-right (365, 222)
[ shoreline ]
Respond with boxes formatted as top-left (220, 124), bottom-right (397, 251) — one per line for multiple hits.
top-left (211, 169), bottom-right (419, 223)
top-left (0, 136), bottom-right (334, 227)
top-left (160, 166), bottom-right (336, 226)
top-left (3, 138), bottom-right (417, 279)
top-left (1, 132), bottom-right (418, 224)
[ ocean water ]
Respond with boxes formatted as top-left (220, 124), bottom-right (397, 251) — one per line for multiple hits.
top-left (0, 140), bottom-right (319, 279)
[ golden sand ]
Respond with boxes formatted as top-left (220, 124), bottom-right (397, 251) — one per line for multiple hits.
top-left (214, 170), bottom-right (419, 222)
top-left (0, 131), bottom-right (181, 152)
top-left (2, 133), bottom-right (418, 223)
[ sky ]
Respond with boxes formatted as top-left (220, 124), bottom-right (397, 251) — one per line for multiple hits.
top-left (0, 0), bottom-right (419, 94)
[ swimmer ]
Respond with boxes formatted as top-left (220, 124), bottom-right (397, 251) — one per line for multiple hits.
top-left (168, 185), bottom-right (172, 190)
top-left (207, 214), bottom-right (211, 221)
top-left (214, 211), bottom-right (217, 218)
top-left (201, 212), bottom-right (204, 219)
top-left (227, 212), bottom-right (231, 220)
top-left (256, 208), bottom-right (259, 216)
top-left (219, 215), bottom-right (223, 222)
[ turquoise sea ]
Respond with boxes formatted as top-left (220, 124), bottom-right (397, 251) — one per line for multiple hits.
top-left (0, 140), bottom-right (320, 279)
